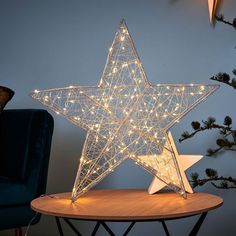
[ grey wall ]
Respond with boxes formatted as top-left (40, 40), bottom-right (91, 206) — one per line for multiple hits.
top-left (1, 0), bottom-right (236, 235)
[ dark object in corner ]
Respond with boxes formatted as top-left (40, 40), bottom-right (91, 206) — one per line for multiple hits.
top-left (0, 86), bottom-right (15, 112)
top-left (0, 109), bottom-right (54, 236)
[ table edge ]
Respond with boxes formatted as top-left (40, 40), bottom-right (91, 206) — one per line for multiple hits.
top-left (31, 190), bottom-right (223, 221)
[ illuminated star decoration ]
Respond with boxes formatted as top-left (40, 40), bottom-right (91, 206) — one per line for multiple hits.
top-left (31, 19), bottom-right (219, 202)
top-left (144, 131), bottom-right (203, 195)
top-left (208, 0), bottom-right (219, 23)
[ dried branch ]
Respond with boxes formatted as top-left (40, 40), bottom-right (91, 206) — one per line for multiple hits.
top-left (179, 116), bottom-right (236, 156)
top-left (183, 13), bottom-right (236, 191)
top-left (191, 169), bottom-right (236, 189)
top-left (210, 71), bottom-right (236, 89)
top-left (215, 15), bottom-right (236, 29)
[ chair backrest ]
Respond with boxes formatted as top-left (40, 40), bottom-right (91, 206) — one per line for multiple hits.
top-left (0, 109), bottom-right (54, 195)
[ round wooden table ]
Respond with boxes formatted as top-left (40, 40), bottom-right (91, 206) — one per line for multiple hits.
top-left (31, 189), bottom-right (223, 236)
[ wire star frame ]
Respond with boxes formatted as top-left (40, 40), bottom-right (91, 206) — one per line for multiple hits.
top-left (31, 19), bottom-right (219, 202)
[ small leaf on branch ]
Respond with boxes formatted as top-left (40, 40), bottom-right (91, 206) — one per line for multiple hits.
top-left (207, 116), bottom-right (216, 124)
top-left (219, 129), bottom-right (227, 135)
top-left (215, 14), bottom-right (224, 21)
top-left (179, 131), bottom-right (190, 142)
top-left (191, 172), bottom-right (199, 181)
top-left (207, 148), bottom-right (215, 156)
top-left (220, 180), bottom-right (229, 188)
top-left (203, 117), bottom-right (216, 128)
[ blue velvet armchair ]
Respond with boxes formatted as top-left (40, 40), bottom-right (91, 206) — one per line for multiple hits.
top-left (0, 109), bottom-right (54, 235)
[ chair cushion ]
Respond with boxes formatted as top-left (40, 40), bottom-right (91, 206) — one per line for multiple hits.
top-left (0, 176), bottom-right (34, 207)
top-left (0, 86), bottom-right (14, 113)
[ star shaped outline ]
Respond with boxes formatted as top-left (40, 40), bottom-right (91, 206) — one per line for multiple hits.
top-left (31, 20), bottom-right (219, 201)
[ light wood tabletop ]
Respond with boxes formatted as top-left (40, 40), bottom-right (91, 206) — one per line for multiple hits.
top-left (31, 189), bottom-right (223, 221)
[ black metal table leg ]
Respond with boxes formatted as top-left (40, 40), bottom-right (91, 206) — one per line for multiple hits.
top-left (161, 221), bottom-right (170, 236)
top-left (123, 221), bottom-right (136, 236)
top-left (63, 218), bottom-right (82, 236)
top-left (91, 222), bottom-right (100, 236)
top-left (189, 212), bottom-right (208, 236)
top-left (55, 217), bottom-right (64, 236)
top-left (54, 212), bottom-right (209, 236)
top-left (101, 221), bottom-right (116, 236)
